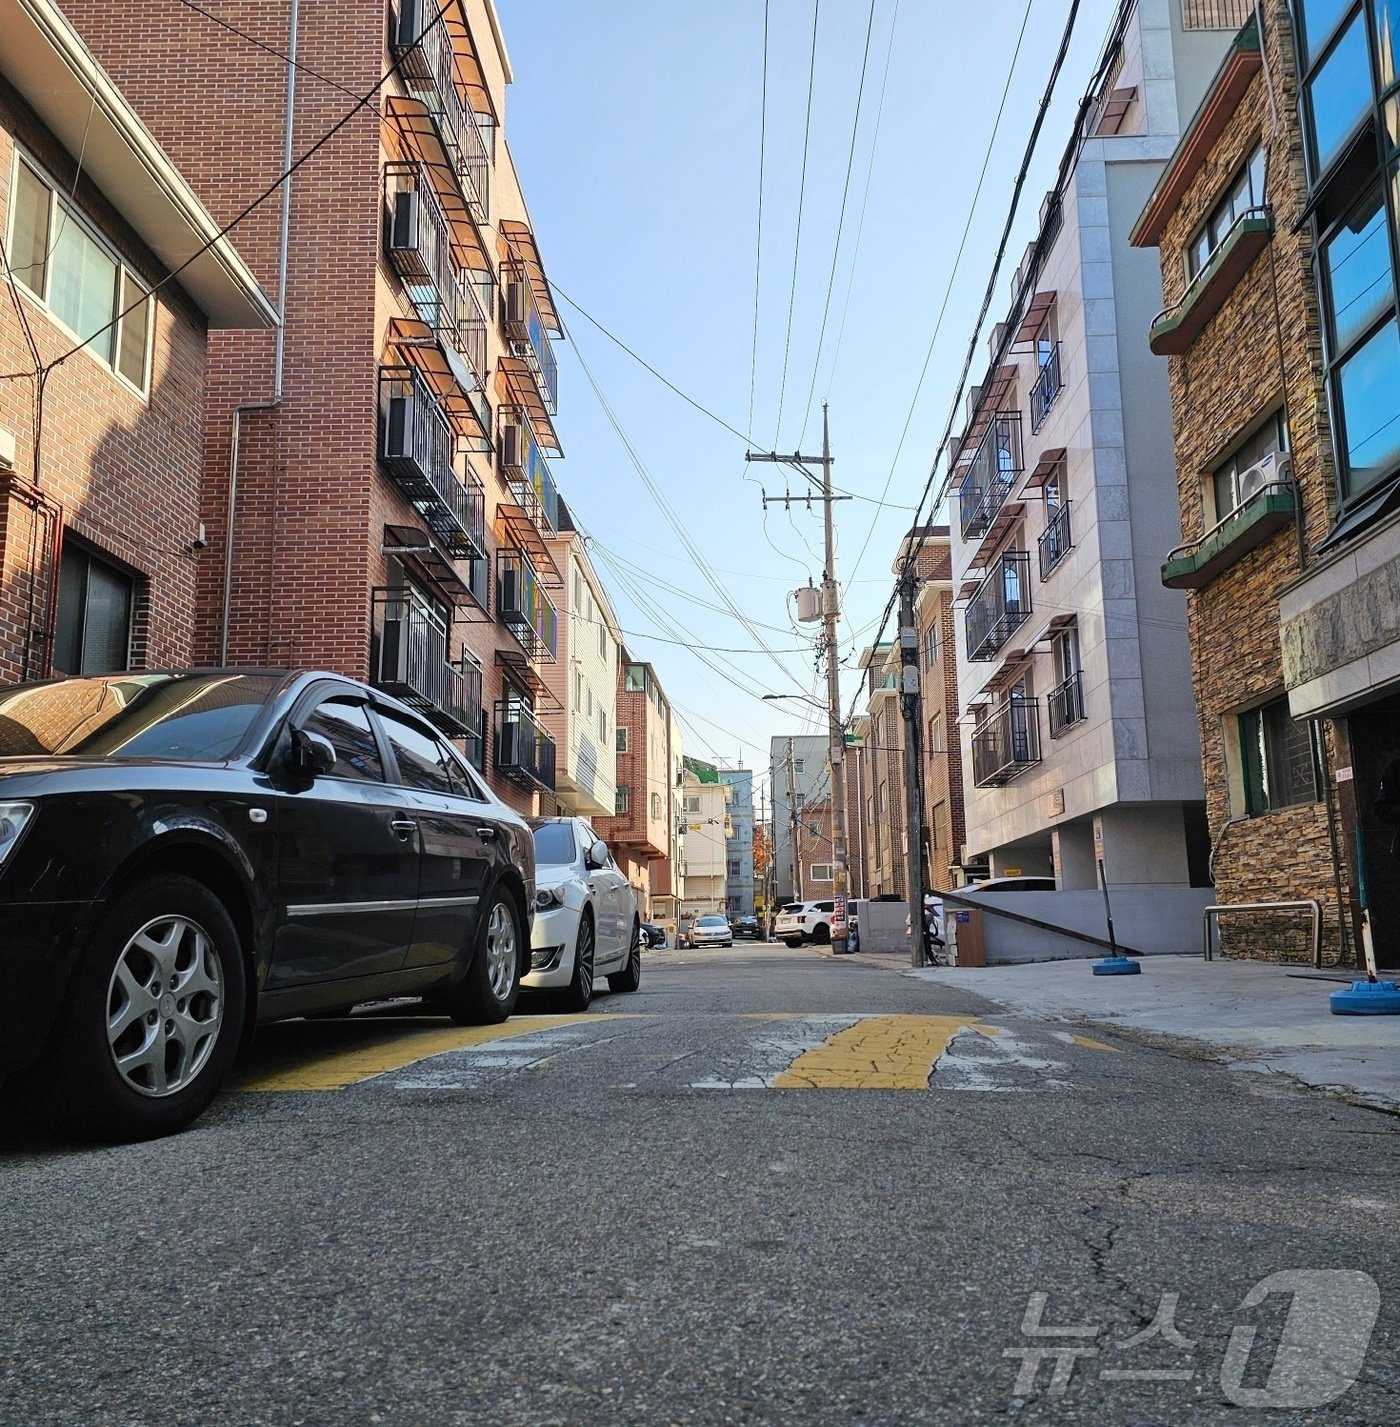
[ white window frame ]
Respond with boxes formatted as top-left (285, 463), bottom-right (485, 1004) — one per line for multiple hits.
top-left (809, 863), bottom-right (834, 882)
top-left (6, 150), bottom-right (154, 398)
top-left (616, 726), bottom-right (629, 753)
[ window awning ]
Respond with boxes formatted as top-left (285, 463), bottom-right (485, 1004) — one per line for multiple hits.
top-left (1026, 447), bottom-right (1067, 488)
top-left (1094, 86), bottom-right (1137, 137)
top-left (969, 502), bottom-right (1025, 570)
top-left (953, 365), bottom-right (1018, 468)
top-left (499, 219), bottom-right (561, 333)
top-left (382, 96), bottom-right (491, 270)
top-left (387, 316), bottom-right (488, 438)
top-left (496, 501), bottom-right (563, 585)
top-left (441, 1), bottom-right (496, 115)
top-left (381, 523), bottom-right (487, 615)
top-left (498, 354), bottom-right (562, 453)
top-left (495, 648), bottom-right (562, 708)
top-left (1013, 290), bottom-right (1057, 345)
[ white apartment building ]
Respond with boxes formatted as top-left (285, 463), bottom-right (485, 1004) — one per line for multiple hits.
top-left (680, 760), bottom-right (730, 921)
top-left (542, 499), bottom-right (620, 820)
top-left (949, 0), bottom-right (1246, 896)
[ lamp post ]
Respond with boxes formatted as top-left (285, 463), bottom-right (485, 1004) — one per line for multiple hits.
top-left (761, 691), bottom-right (851, 953)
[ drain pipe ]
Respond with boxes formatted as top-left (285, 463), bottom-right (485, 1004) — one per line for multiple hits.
top-left (220, 0), bottom-right (299, 665)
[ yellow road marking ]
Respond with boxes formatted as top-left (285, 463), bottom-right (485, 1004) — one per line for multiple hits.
top-left (773, 1014), bottom-right (995, 1090)
top-left (1068, 1032), bottom-right (1122, 1053)
top-left (232, 1015), bottom-right (609, 1092)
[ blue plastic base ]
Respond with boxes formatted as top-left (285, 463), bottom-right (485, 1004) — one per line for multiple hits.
top-left (1092, 955), bottom-right (1141, 976)
top-left (1329, 980), bottom-right (1400, 1015)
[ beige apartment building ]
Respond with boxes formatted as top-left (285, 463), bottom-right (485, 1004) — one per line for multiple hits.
top-left (64, 0), bottom-right (568, 811)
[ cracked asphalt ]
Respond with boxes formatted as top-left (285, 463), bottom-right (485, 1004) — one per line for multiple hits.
top-left (1, 944), bottom-right (1397, 1426)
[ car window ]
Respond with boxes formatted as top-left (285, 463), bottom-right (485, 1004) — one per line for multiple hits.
top-left (302, 697), bottom-right (384, 782)
top-left (814, 901), bottom-right (834, 913)
top-left (532, 821), bottom-right (577, 866)
top-left (377, 708), bottom-right (455, 795)
top-left (697, 916), bottom-right (727, 926)
top-left (438, 739), bottom-right (487, 800)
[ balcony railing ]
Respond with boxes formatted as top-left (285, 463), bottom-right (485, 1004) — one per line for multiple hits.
top-left (499, 408), bottom-right (559, 537)
top-left (378, 366), bottom-right (486, 560)
top-left (502, 263), bottom-right (558, 413)
top-left (958, 413), bottom-right (1023, 539)
top-left (392, 0), bottom-right (489, 221)
top-left (494, 698), bottom-right (556, 791)
top-left (496, 549), bottom-right (558, 661)
top-left (965, 550), bottom-right (1031, 663)
top-left (1038, 501), bottom-right (1072, 580)
top-left (370, 588), bottom-right (482, 738)
top-left (971, 696), bottom-right (1042, 787)
top-left (1181, 0), bottom-right (1254, 28)
top-left (1047, 670), bottom-right (1086, 739)
top-left (1029, 343), bottom-right (1063, 433)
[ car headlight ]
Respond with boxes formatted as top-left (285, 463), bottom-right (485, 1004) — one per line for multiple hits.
top-left (0, 802), bottom-right (34, 866)
top-left (535, 886), bottom-right (566, 911)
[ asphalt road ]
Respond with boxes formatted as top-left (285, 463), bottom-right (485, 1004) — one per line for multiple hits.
top-left (1, 944), bottom-right (1397, 1426)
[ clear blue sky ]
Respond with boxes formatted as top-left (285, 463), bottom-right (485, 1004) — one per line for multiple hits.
top-left (498, 0), bottom-right (1118, 790)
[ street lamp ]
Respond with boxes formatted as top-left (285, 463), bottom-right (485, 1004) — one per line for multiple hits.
top-left (761, 693), bottom-right (827, 709)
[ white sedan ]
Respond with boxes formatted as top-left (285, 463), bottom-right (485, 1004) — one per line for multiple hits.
top-left (687, 915), bottom-right (733, 947)
top-left (525, 817), bottom-right (641, 1011)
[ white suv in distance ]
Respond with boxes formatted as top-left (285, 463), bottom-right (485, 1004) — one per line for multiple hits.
top-left (525, 817), bottom-right (641, 1011)
top-left (774, 899), bottom-right (836, 947)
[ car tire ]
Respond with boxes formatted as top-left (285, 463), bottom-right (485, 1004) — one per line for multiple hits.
top-left (813, 923), bottom-right (831, 945)
top-left (558, 912), bottom-right (595, 1014)
top-left (447, 888), bottom-right (522, 1026)
top-left (40, 874), bottom-right (247, 1143)
top-left (784, 937), bottom-right (803, 949)
top-left (607, 922), bottom-right (642, 994)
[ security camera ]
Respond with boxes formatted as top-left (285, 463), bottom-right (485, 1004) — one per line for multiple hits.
top-left (190, 522), bottom-right (208, 552)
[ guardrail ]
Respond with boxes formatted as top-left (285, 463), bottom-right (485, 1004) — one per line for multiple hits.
top-left (1202, 899), bottom-right (1322, 968)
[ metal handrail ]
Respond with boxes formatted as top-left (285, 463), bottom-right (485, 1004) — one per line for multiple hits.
top-left (1149, 205), bottom-right (1271, 331)
top-left (1165, 468), bottom-right (1293, 563)
top-left (1202, 899), bottom-right (1322, 968)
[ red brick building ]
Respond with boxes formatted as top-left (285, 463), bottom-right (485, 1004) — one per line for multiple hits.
top-left (0, 0), bottom-right (274, 686)
top-left (63, 0), bottom-right (566, 811)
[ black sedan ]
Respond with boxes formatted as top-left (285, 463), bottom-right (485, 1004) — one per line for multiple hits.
top-left (639, 922), bottom-right (667, 949)
top-left (0, 669), bottom-right (536, 1142)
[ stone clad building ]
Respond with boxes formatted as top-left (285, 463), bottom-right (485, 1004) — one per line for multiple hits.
top-left (1131, 1), bottom-right (1354, 961)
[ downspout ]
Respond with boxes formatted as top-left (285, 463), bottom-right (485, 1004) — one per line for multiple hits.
top-left (220, 0), bottom-right (299, 664)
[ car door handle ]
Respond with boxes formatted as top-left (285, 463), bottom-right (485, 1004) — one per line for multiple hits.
top-left (476, 826), bottom-right (499, 840)
top-left (390, 818), bottom-right (418, 838)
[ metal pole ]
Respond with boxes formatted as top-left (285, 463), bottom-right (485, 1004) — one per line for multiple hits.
top-left (1097, 856), bottom-right (1119, 957)
top-left (787, 737), bottom-right (801, 904)
top-left (899, 573), bottom-right (927, 967)
top-left (821, 406), bottom-right (852, 954)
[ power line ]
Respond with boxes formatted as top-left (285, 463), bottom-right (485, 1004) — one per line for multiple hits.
top-left (1, 1), bottom-right (453, 383)
top-left (844, 0), bottom-right (1036, 593)
top-left (772, 0), bottom-right (822, 445)
top-left (747, 0), bottom-right (771, 442)
top-left (797, 0), bottom-right (879, 446)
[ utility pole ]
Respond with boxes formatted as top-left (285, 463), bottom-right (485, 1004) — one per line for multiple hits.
top-left (748, 404), bottom-right (853, 952)
top-left (899, 572), bottom-right (928, 968)
top-left (786, 737), bottom-right (802, 904)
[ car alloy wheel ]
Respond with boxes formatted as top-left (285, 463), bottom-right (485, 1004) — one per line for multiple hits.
top-left (485, 902), bottom-right (517, 1002)
top-left (106, 914), bottom-right (225, 1097)
top-left (560, 913), bottom-right (594, 1013)
top-left (448, 888), bottom-right (523, 1026)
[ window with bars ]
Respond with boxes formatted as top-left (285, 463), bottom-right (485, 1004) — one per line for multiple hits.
top-left (1237, 696), bottom-right (1319, 815)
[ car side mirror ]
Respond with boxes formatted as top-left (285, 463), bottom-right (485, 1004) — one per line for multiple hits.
top-left (587, 838), bottom-right (609, 869)
top-left (291, 729), bottom-right (337, 777)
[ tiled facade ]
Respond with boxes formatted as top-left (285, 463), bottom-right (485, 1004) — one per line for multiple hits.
top-left (720, 767), bottom-right (755, 918)
top-left (768, 732), bottom-right (828, 904)
top-left (0, 7), bottom-right (272, 689)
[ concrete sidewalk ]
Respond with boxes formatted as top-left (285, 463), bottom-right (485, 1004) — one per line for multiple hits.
top-left (814, 944), bottom-right (1400, 1111)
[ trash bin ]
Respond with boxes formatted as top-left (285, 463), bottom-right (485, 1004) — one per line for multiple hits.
top-left (950, 906), bottom-right (985, 966)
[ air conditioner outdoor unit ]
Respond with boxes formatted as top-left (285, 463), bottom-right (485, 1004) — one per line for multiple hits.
top-left (498, 717), bottom-right (525, 767)
top-left (383, 391), bottom-right (415, 462)
top-left (387, 185), bottom-right (420, 253)
top-left (498, 564), bottom-right (523, 618)
top-left (503, 280), bottom-right (525, 327)
top-left (1237, 451), bottom-right (1293, 503)
top-left (500, 421), bottom-right (522, 470)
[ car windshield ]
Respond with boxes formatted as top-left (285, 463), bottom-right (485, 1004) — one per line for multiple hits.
top-left (0, 673), bottom-right (282, 762)
top-left (697, 916), bottom-right (727, 927)
top-left (530, 821), bottom-right (577, 866)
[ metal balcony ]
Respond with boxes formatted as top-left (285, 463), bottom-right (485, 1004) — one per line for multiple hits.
top-left (1047, 670), bottom-right (1085, 739)
top-left (1038, 500), bottom-right (1072, 580)
top-left (392, 0), bottom-right (490, 221)
top-left (378, 366), bottom-right (486, 560)
top-left (496, 548), bottom-right (558, 661)
top-left (1029, 343), bottom-right (1062, 433)
top-left (501, 262), bottom-right (558, 413)
top-left (971, 697), bottom-right (1042, 787)
top-left (370, 588), bottom-right (482, 738)
top-left (965, 550), bottom-right (1031, 663)
top-left (494, 698), bottom-right (556, 791)
top-left (498, 408), bottom-right (559, 537)
top-left (958, 413), bottom-right (1023, 539)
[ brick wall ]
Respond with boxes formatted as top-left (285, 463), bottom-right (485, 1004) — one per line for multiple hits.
top-left (0, 81), bottom-right (210, 686)
top-left (1152, 0), bottom-right (1353, 960)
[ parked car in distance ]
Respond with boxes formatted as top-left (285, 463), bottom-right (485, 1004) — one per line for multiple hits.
top-left (639, 922), bottom-right (667, 949)
top-left (687, 915), bottom-right (733, 948)
top-left (774, 899), bottom-right (837, 947)
top-left (0, 669), bottom-right (537, 1142)
top-left (731, 914), bottom-right (762, 940)
top-left (526, 817), bottom-right (639, 1011)
top-left (963, 876), bottom-right (1057, 893)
